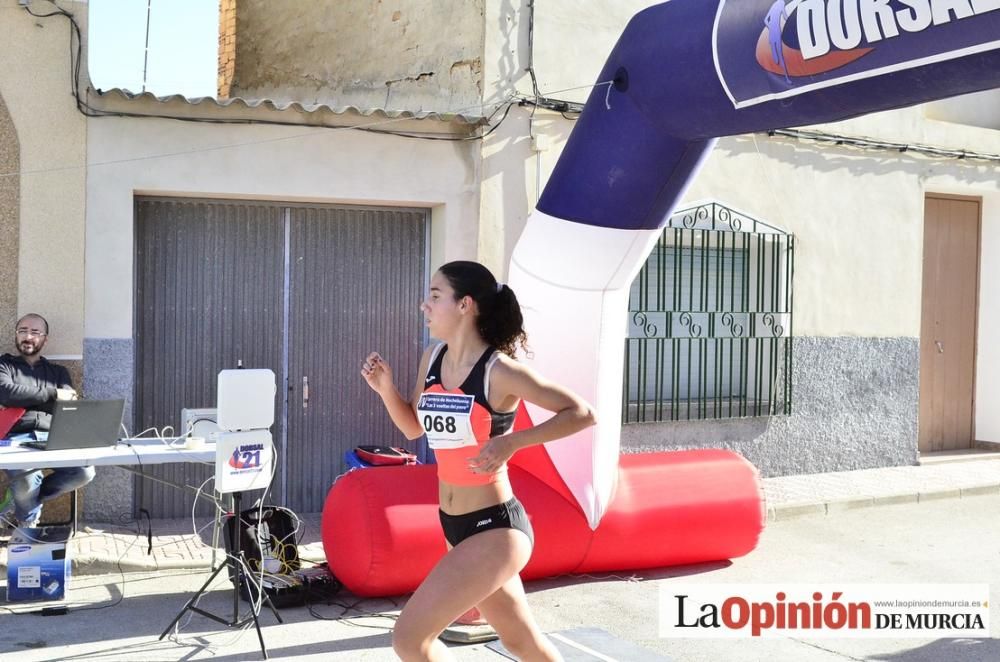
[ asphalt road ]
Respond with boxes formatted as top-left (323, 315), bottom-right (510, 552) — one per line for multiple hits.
top-left (2, 494), bottom-right (999, 661)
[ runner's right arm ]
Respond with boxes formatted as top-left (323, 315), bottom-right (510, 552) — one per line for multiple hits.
top-left (361, 347), bottom-right (431, 440)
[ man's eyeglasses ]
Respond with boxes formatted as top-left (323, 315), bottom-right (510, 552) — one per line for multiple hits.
top-left (15, 328), bottom-right (46, 338)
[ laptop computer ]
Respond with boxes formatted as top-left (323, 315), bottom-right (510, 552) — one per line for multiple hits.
top-left (20, 400), bottom-right (125, 451)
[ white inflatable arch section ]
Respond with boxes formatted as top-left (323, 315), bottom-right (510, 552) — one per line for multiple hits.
top-left (509, 211), bottom-right (663, 528)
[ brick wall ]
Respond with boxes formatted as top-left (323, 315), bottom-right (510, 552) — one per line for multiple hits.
top-left (217, 0), bottom-right (237, 99)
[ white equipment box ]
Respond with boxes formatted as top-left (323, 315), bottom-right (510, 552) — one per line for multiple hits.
top-left (217, 369), bottom-right (276, 432)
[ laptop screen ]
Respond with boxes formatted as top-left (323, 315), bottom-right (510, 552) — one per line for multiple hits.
top-left (45, 400), bottom-right (125, 450)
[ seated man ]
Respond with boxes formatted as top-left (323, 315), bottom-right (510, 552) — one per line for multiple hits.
top-left (0, 314), bottom-right (95, 528)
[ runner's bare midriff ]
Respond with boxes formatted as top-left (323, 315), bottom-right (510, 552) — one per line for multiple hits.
top-left (439, 478), bottom-right (513, 515)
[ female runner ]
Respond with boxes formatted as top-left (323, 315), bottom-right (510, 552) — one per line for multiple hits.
top-left (362, 260), bottom-right (595, 661)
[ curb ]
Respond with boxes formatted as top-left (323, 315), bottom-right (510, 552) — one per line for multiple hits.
top-left (65, 553), bottom-right (213, 576)
top-left (65, 543), bottom-right (328, 576)
top-left (768, 482), bottom-right (1000, 521)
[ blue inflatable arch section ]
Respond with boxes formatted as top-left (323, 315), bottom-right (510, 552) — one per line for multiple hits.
top-left (508, 0), bottom-right (1000, 527)
top-left (545, 0), bottom-right (1000, 229)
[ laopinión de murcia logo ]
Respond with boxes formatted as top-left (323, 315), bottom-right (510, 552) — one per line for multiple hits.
top-left (660, 584), bottom-right (990, 638)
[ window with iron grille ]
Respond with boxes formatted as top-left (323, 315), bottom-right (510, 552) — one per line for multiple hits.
top-left (623, 202), bottom-right (794, 422)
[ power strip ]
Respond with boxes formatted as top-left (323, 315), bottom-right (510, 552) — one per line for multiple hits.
top-left (241, 564), bottom-right (341, 608)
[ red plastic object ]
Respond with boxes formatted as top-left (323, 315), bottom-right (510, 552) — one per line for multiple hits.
top-left (354, 445), bottom-right (417, 466)
top-left (0, 407), bottom-right (26, 438)
top-left (322, 450), bottom-right (765, 597)
top-left (578, 450), bottom-right (764, 572)
top-left (322, 465), bottom-right (442, 596)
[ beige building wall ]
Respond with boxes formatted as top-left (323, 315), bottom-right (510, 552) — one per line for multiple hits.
top-left (477, 0), bottom-right (657, 278)
top-left (690, 119), bottom-right (1000, 445)
top-left (85, 101), bottom-right (481, 339)
top-left (0, 93), bottom-right (18, 354)
top-left (228, 0), bottom-right (486, 114)
top-left (478, 1), bottom-right (1000, 335)
top-left (83, 96), bottom-right (481, 520)
top-left (687, 108), bottom-right (1000, 340)
top-left (0, 0), bottom-right (87, 359)
top-left (975, 186), bottom-right (1000, 443)
top-left (924, 89), bottom-right (1000, 132)
top-left (475, 2), bottom-right (1000, 445)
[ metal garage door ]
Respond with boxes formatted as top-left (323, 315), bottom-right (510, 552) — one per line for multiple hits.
top-left (134, 197), bottom-right (428, 517)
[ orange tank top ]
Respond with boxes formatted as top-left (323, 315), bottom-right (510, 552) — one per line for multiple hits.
top-left (415, 344), bottom-right (516, 486)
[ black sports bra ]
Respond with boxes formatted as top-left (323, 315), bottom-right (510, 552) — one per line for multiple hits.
top-left (423, 344), bottom-right (515, 439)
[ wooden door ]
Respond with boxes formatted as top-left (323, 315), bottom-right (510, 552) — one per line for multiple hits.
top-left (919, 196), bottom-right (981, 452)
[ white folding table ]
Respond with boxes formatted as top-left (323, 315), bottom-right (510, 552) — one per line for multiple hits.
top-left (0, 438), bottom-right (217, 531)
top-left (0, 437), bottom-right (216, 469)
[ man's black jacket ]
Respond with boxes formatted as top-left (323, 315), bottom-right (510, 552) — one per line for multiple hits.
top-left (0, 353), bottom-right (72, 432)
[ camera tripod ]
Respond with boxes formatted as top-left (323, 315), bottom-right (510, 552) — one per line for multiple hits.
top-left (159, 491), bottom-right (282, 659)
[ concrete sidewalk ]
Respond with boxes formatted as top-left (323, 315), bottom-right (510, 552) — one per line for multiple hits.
top-left (4, 453), bottom-right (1000, 576)
top-left (763, 451), bottom-right (1000, 519)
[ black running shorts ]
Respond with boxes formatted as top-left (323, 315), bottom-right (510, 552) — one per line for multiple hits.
top-left (439, 497), bottom-right (534, 548)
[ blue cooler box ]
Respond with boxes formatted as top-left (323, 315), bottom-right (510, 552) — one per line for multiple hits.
top-left (6, 526), bottom-right (71, 602)
top-left (343, 450), bottom-right (370, 470)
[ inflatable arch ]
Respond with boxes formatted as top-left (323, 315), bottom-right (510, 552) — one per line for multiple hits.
top-left (511, 0), bottom-right (1000, 527)
top-left (324, 1), bottom-right (1000, 595)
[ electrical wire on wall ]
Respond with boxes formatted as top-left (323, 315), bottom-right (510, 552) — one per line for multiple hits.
top-left (20, 0), bottom-right (591, 145)
top-left (16, 0), bottom-right (999, 179)
top-left (764, 128), bottom-right (1000, 165)
top-left (526, 0), bottom-right (542, 203)
top-left (519, 0), bottom-right (582, 199)
top-left (20, 0), bottom-right (524, 143)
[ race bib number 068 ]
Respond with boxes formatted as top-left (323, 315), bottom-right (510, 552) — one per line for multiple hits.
top-left (417, 393), bottom-right (476, 449)
top-left (423, 414), bottom-right (458, 434)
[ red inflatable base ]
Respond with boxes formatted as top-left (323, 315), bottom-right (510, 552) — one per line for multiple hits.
top-left (321, 449), bottom-right (765, 597)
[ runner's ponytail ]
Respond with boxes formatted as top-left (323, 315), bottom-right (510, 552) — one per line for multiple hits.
top-left (438, 261), bottom-right (529, 358)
